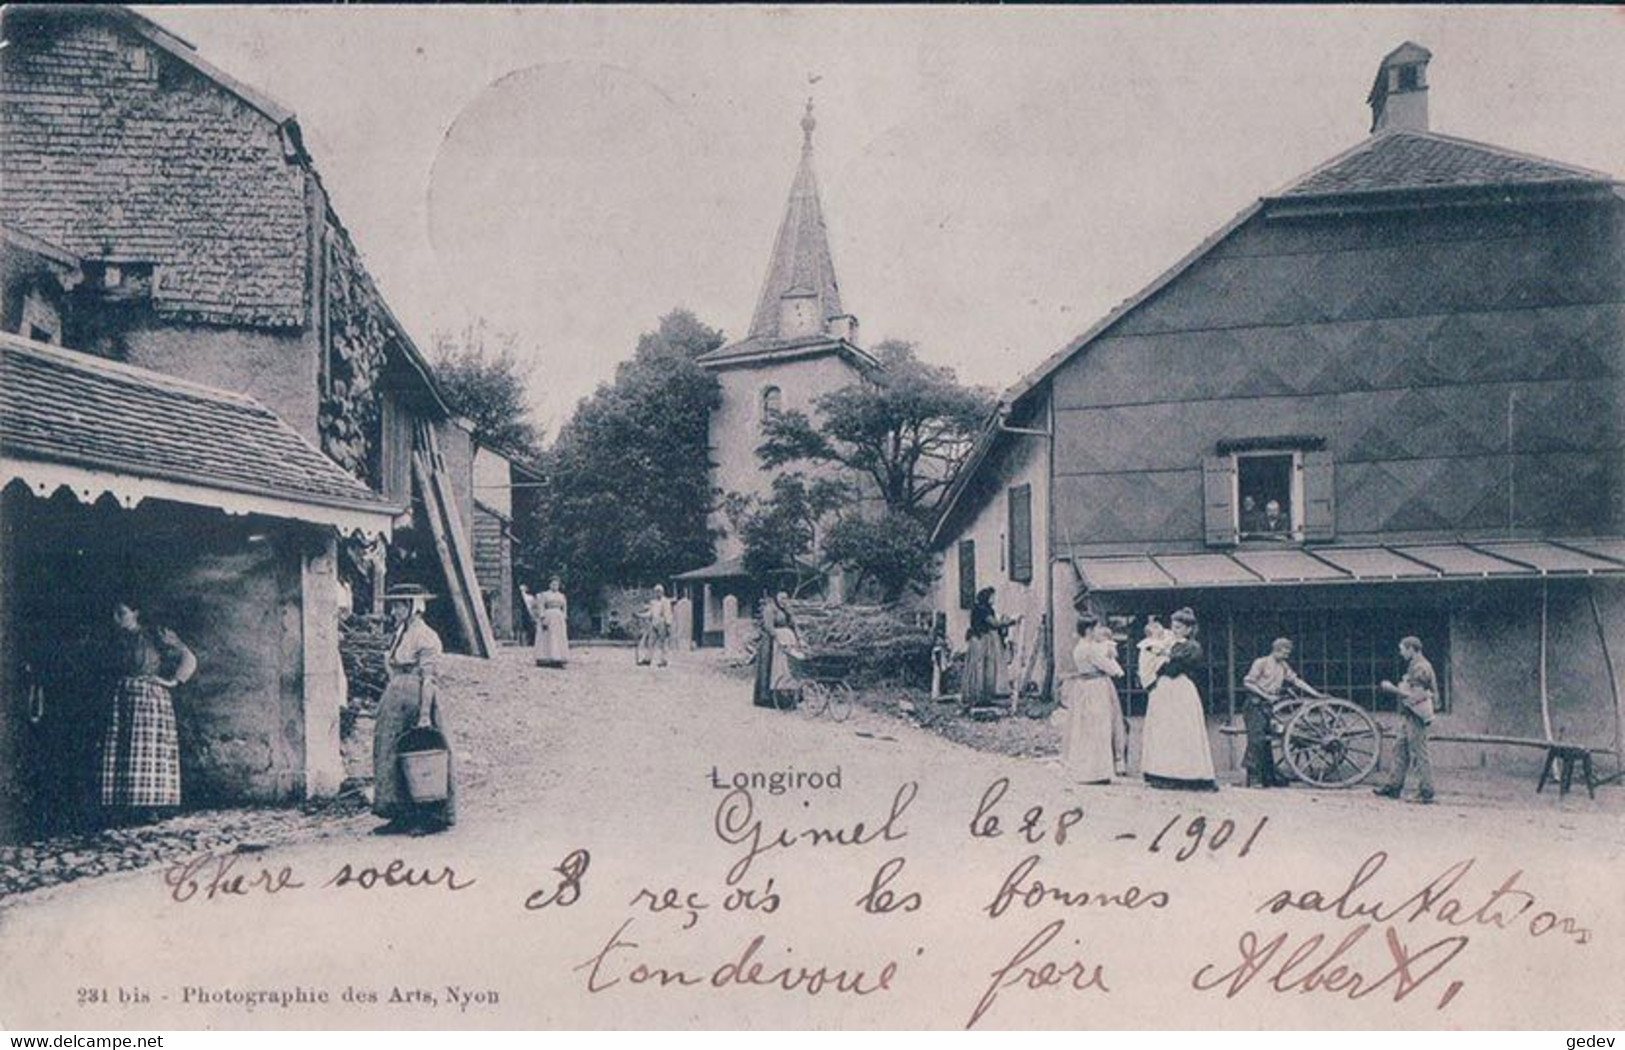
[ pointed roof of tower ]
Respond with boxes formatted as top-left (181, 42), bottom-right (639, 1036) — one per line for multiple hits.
top-left (700, 100), bottom-right (871, 368)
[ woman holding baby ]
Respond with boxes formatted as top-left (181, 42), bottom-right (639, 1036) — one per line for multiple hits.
top-left (1136, 606), bottom-right (1219, 791)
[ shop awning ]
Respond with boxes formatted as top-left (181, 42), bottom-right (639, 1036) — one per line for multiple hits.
top-left (1074, 540), bottom-right (1625, 592)
top-left (0, 333), bottom-right (400, 538)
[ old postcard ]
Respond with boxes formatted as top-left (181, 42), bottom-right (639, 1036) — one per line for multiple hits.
top-left (1, 3), bottom-right (1623, 1032)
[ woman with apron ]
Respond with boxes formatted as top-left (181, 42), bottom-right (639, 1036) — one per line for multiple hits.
top-left (372, 585), bottom-right (457, 834)
top-left (99, 600), bottom-right (197, 826)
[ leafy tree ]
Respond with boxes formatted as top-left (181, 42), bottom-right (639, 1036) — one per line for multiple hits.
top-left (528, 309), bottom-right (724, 602)
top-left (821, 509), bottom-right (936, 601)
top-left (431, 319), bottom-right (545, 456)
top-left (757, 340), bottom-right (995, 523)
top-left (726, 474), bottom-right (852, 597)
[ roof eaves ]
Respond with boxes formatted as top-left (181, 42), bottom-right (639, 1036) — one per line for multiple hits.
top-left (999, 198), bottom-right (1265, 408)
top-left (100, 5), bottom-right (298, 128)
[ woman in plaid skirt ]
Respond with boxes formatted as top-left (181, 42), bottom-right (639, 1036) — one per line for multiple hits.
top-left (99, 601), bottom-right (197, 824)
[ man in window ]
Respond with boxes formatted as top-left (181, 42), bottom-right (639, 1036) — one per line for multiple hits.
top-left (1259, 498), bottom-right (1290, 537)
top-left (1375, 636), bottom-right (1437, 805)
top-left (1241, 637), bottom-right (1323, 788)
top-left (1239, 495), bottom-right (1265, 536)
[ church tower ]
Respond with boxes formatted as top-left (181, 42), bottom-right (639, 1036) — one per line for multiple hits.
top-left (676, 101), bottom-right (879, 642)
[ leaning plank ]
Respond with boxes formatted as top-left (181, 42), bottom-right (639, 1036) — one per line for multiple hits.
top-left (422, 431), bottom-right (497, 657)
top-left (412, 447), bottom-right (482, 656)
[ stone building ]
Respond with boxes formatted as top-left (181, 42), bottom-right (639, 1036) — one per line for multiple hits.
top-left (0, 331), bottom-right (398, 842)
top-left (675, 103), bottom-right (879, 645)
top-left (932, 43), bottom-right (1625, 774)
top-left (0, 3), bottom-right (493, 656)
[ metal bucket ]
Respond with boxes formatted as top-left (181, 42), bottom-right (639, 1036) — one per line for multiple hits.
top-left (396, 726), bottom-right (450, 803)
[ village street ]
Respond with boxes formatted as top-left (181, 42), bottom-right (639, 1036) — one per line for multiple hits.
top-left (2, 646), bottom-right (1623, 1030)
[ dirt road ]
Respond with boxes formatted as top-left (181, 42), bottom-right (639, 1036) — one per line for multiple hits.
top-left (2, 646), bottom-right (1621, 1030)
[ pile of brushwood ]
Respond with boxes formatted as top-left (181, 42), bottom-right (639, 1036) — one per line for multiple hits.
top-left (783, 600), bottom-right (933, 686)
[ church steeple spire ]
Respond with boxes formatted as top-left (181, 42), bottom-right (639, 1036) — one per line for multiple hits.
top-left (743, 100), bottom-right (848, 346)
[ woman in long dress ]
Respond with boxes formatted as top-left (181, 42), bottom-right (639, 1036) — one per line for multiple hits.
top-left (1059, 613), bottom-right (1123, 785)
top-left (963, 587), bottom-right (1019, 710)
top-left (752, 592), bottom-right (798, 708)
top-left (525, 577), bottom-right (570, 668)
top-left (99, 600), bottom-right (197, 825)
top-left (1138, 606), bottom-right (1218, 791)
top-left (372, 585), bottom-right (456, 834)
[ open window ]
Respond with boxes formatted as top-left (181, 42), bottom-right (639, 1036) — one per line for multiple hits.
top-left (1204, 439), bottom-right (1334, 547)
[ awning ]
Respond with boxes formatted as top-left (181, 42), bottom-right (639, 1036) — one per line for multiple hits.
top-left (1, 333), bottom-right (400, 538)
top-left (1074, 540), bottom-right (1625, 592)
top-left (673, 556), bottom-right (748, 581)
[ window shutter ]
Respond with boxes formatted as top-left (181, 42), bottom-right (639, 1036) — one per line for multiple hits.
top-left (1202, 456), bottom-right (1239, 548)
top-left (1302, 450), bottom-right (1337, 542)
top-left (1008, 485), bottom-right (1033, 583)
top-left (958, 539), bottom-right (976, 610)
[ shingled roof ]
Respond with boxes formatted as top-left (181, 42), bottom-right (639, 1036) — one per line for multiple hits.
top-left (1275, 129), bottom-right (1615, 201)
top-left (699, 104), bottom-right (851, 366)
top-left (0, 333), bottom-right (399, 528)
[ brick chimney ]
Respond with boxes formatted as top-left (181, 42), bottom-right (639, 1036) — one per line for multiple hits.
top-left (1368, 42), bottom-right (1431, 134)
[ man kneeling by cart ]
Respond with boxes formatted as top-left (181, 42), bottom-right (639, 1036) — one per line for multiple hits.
top-left (1241, 637), bottom-right (1324, 788)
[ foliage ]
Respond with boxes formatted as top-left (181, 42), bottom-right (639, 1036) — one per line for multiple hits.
top-left (527, 309), bottom-right (724, 603)
top-left (821, 509), bottom-right (936, 601)
top-left (757, 340), bottom-right (995, 523)
top-left (430, 319), bottom-right (545, 457)
top-left (726, 473), bottom-right (851, 597)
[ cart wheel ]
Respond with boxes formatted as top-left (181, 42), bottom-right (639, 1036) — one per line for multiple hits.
top-left (1283, 699), bottom-right (1381, 788)
top-left (828, 682), bottom-right (854, 722)
top-left (1268, 697), bottom-right (1308, 780)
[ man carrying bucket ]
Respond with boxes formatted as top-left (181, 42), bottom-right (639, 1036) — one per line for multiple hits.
top-left (372, 584), bottom-right (457, 835)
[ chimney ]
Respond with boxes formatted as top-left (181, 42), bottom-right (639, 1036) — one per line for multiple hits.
top-left (1368, 42), bottom-right (1431, 134)
top-left (827, 313), bottom-right (859, 344)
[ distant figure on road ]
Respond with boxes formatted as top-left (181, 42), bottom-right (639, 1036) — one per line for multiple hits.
top-left (639, 584), bottom-right (675, 668)
top-left (1375, 635), bottom-right (1438, 805)
top-left (523, 576), bottom-right (570, 668)
top-left (1242, 637), bottom-right (1323, 788)
top-left (372, 585), bottom-right (456, 836)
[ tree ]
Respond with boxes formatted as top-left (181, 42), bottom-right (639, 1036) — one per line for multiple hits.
top-left (431, 319), bottom-right (544, 456)
top-left (821, 509), bottom-right (936, 600)
top-left (757, 340), bottom-right (995, 523)
top-left (725, 473), bottom-right (852, 597)
top-left (528, 309), bottom-right (724, 602)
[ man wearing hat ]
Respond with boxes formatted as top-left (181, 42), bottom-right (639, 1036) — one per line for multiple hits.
top-left (1375, 635), bottom-right (1437, 805)
top-left (372, 584), bottom-right (457, 834)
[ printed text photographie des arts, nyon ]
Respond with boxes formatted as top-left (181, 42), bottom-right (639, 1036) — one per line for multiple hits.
top-left (1, 3), bottom-right (1622, 1035)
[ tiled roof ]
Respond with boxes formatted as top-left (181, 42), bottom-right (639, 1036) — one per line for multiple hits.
top-left (698, 334), bottom-right (848, 367)
top-left (1277, 130), bottom-right (1615, 200)
top-left (700, 111), bottom-right (845, 366)
top-left (0, 333), bottom-right (394, 512)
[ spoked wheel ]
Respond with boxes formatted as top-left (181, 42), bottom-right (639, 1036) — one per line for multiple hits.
top-left (826, 681), bottom-right (854, 722)
top-left (1283, 698), bottom-right (1382, 788)
top-left (1268, 697), bottom-right (1309, 779)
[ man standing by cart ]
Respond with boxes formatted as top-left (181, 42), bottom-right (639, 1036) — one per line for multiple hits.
top-left (1241, 637), bottom-right (1323, 788)
top-left (1375, 635), bottom-right (1437, 805)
